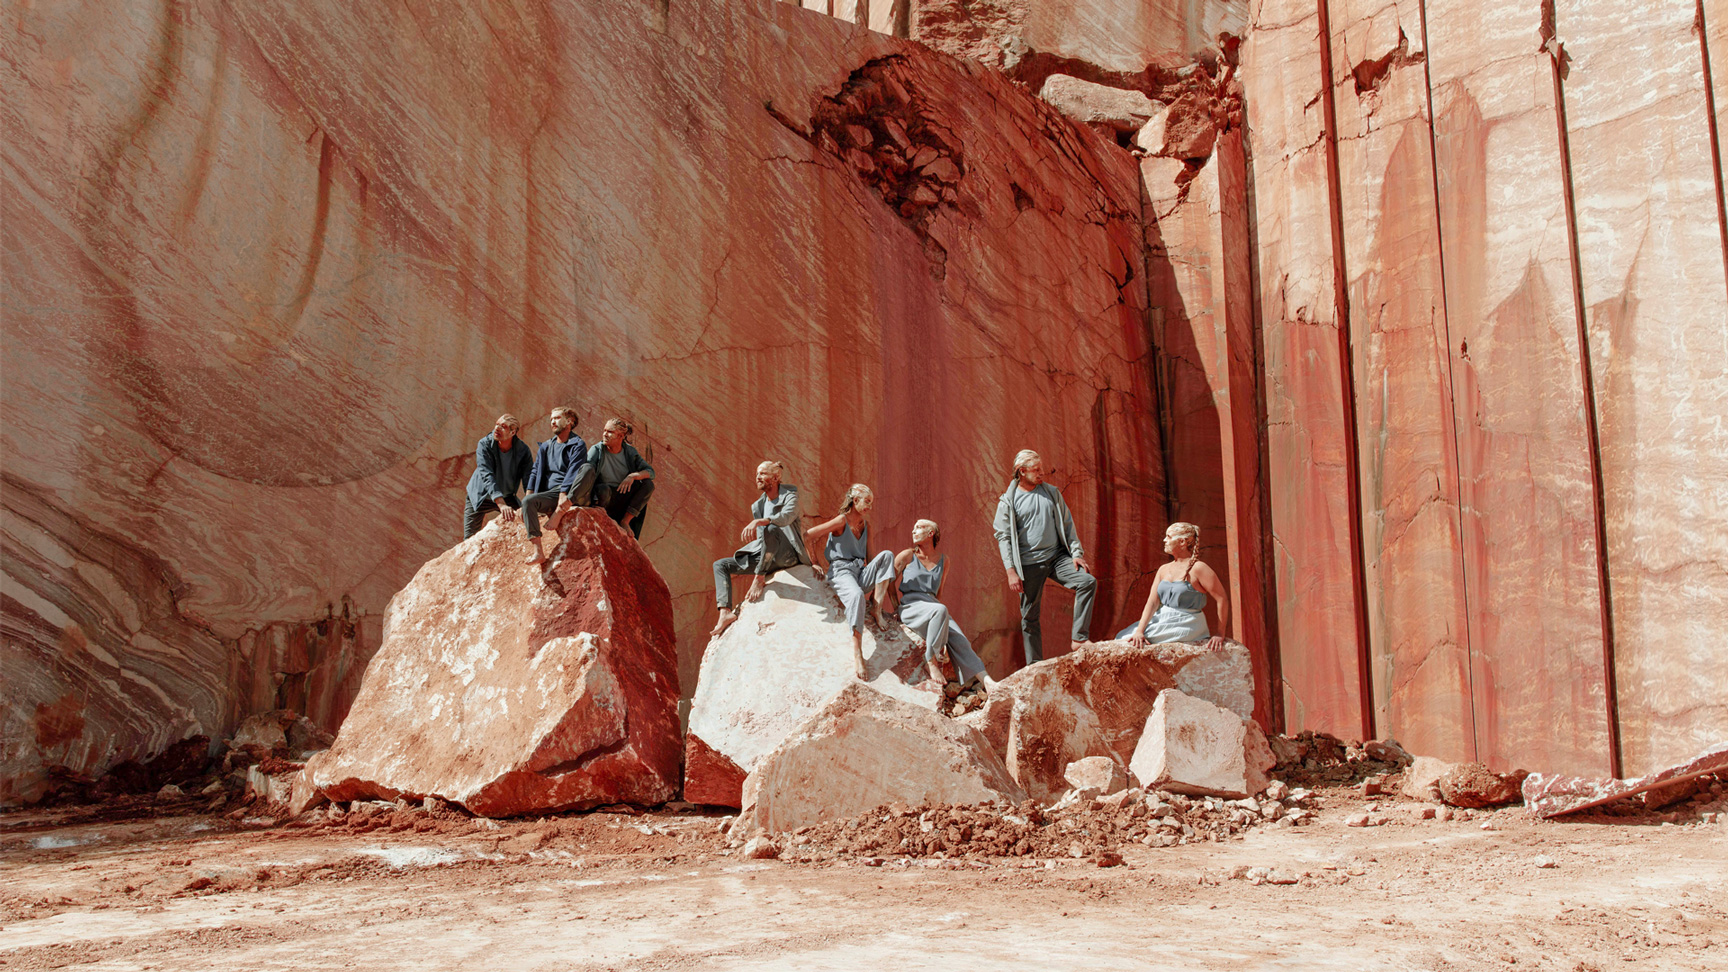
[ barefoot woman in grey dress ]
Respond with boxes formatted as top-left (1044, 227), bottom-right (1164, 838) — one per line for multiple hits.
top-left (895, 519), bottom-right (994, 692)
top-left (806, 484), bottom-right (895, 679)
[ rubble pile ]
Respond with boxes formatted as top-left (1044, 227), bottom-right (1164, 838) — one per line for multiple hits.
top-left (725, 782), bottom-right (1321, 864)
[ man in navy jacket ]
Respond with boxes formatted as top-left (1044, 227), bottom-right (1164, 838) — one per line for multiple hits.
top-left (463, 414), bottom-right (535, 540)
top-left (522, 406), bottom-right (588, 564)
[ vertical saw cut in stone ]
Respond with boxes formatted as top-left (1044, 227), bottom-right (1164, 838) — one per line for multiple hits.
top-left (310, 510), bottom-right (680, 816)
top-left (739, 682), bottom-right (1025, 833)
top-left (956, 640), bottom-right (1254, 802)
top-left (684, 566), bottom-right (935, 807)
top-left (1129, 688), bottom-right (1272, 799)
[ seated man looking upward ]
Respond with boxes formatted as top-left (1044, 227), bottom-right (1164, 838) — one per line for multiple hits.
top-left (711, 460), bottom-right (811, 637)
top-left (521, 406), bottom-right (588, 565)
top-left (462, 413), bottom-right (534, 540)
top-left (567, 418), bottom-right (655, 538)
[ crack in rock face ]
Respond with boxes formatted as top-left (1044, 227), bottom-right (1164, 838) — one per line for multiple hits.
top-left (805, 56), bottom-right (966, 259)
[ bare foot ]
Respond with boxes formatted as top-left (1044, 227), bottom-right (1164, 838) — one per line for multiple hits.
top-left (523, 541), bottom-right (548, 565)
top-left (1070, 639), bottom-right (1090, 652)
top-left (852, 643), bottom-right (867, 681)
top-left (710, 608), bottom-right (740, 638)
top-left (546, 507), bottom-right (569, 533)
top-left (745, 577), bottom-right (768, 603)
top-left (620, 511), bottom-right (637, 534)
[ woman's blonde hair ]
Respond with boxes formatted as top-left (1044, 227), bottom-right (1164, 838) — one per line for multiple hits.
top-left (838, 483), bottom-right (873, 515)
top-left (912, 519), bottom-right (940, 545)
top-left (1166, 521), bottom-right (1201, 580)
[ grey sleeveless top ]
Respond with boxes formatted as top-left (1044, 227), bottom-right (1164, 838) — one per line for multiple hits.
top-left (1159, 579), bottom-right (1207, 611)
top-left (900, 555), bottom-right (944, 603)
top-left (826, 521), bottom-right (869, 565)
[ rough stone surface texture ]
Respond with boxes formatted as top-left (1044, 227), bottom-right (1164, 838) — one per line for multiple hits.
top-left (957, 640), bottom-right (1254, 802)
top-left (1063, 755), bottom-right (1128, 794)
top-left (739, 682), bottom-right (1025, 833)
top-left (1129, 688), bottom-right (1272, 799)
top-left (1523, 745), bottom-right (1728, 819)
top-left (1435, 762), bottom-right (1519, 809)
top-left (684, 566), bottom-right (936, 808)
top-left (1, 0), bottom-right (1167, 803)
top-left (1400, 756), bottom-right (1454, 802)
top-left (914, 0), bottom-right (1248, 76)
top-left (310, 510), bottom-right (681, 816)
top-left (1037, 75), bottom-right (1159, 133)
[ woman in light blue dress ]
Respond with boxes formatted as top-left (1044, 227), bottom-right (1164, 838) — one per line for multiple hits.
top-left (807, 484), bottom-right (896, 679)
top-left (895, 519), bottom-right (994, 692)
top-left (1119, 521), bottom-right (1230, 650)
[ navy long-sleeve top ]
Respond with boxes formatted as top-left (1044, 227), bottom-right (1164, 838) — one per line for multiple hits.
top-left (464, 432), bottom-right (535, 510)
top-left (526, 434), bottom-right (589, 495)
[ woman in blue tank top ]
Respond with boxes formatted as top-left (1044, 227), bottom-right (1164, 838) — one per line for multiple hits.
top-left (806, 483), bottom-right (896, 679)
top-left (1118, 521), bottom-right (1230, 650)
top-left (894, 519), bottom-right (995, 692)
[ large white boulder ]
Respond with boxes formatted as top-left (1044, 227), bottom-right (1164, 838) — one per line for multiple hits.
top-left (740, 682), bottom-right (1025, 833)
top-left (684, 566), bottom-right (935, 806)
top-left (1129, 688), bottom-right (1273, 799)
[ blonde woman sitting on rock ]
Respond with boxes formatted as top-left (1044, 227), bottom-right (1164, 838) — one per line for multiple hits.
top-left (895, 519), bottom-right (994, 694)
top-left (806, 484), bottom-right (895, 680)
top-left (1119, 521), bottom-right (1230, 651)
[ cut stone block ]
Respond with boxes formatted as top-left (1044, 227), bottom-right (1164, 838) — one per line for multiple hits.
top-left (1064, 756), bottom-right (1129, 795)
top-left (1129, 688), bottom-right (1272, 799)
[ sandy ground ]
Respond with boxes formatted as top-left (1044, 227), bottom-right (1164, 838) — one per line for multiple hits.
top-left (2, 794), bottom-right (1725, 972)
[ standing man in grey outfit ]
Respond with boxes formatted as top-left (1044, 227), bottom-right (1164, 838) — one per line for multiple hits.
top-left (993, 448), bottom-right (1096, 664)
top-left (463, 414), bottom-right (536, 540)
top-left (711, 460), bottom-right (810, 637)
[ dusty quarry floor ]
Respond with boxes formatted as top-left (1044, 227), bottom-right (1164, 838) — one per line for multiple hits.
top-left (2, 790), bottom-right (1725, 971)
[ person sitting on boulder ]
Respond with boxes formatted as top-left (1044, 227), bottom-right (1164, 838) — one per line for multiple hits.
top-left (462, 413), bottom-right (535, 540)
top-left (566, 418), bottom-right (655, 538)
top-left (710, 460), bottom-right (812, 637)
top-left (1118, 521), bottom-right (1229, 651)
top-left (806, 483), bottom-right (895, 680)
top-left (993, 448), bottom-right (1096, 665)
top-left (895, 519), bottom-right (993, 694)
top-left (520, 405), bottom-right (589, 565)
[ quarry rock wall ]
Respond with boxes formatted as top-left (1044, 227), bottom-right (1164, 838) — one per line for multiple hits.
top-left (4, 0), bottom-right (1725, 802)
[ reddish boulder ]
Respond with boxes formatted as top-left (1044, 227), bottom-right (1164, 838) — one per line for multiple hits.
top-left (311, 511), bottom-right (680, 816)
top-left (1436, 762), bottom-right (1520, 809)
top-left (957, 640), bottom-right (1254, 802)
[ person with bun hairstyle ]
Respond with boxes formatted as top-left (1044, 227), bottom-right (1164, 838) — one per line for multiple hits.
top-left (1118, 521), bottom-right (1229, 650)
top-left (895, 519), bottom-right (993, 692)
top-left (806, 483), bottom-right (895, 680)
top-left (567, 418), bottom-right (655, 538)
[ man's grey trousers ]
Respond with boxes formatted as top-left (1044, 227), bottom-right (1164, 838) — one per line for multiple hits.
top-left (1016, 556), bottom-right (1096, 664)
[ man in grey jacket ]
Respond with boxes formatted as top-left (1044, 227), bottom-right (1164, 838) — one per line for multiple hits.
top-left (711, 460), bottom-right (811, 637)
top-left (993, 448), bottom-right (1096, 664)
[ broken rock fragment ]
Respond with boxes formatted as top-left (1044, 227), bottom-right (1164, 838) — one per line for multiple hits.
top-left (1437, 763), bottom-right (1520, 809)
top-left (1522, 745), bottom-right (1728, 818)
top-left (1037, 74), bottom-right (1161, 134)
top-left (1064, 756), bottom-right (1129, 795)
top-left (311, 511), bottom-right (682, 816)
top-left (1128, 689), bottom-right (1273, 800)
top-left (739, 682), bottom-right (1024, 833)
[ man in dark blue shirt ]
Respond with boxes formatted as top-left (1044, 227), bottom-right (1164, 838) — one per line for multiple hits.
top-left (463, 414), bottom-right (535, 540)
top-left (522, 406), bottom-right (588, 564)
